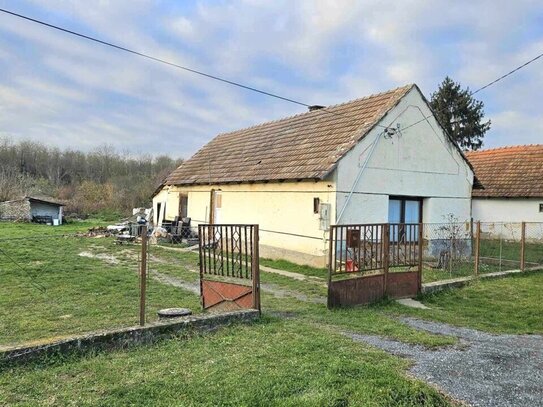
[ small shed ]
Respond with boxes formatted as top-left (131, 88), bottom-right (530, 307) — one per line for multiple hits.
top-left (0, 196), bottom-right (64, 225)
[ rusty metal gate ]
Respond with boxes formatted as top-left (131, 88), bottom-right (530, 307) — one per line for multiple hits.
top-left (327, 223), bottom-right (422, 308)
top-left (198, 224), bottom-right (260, 312)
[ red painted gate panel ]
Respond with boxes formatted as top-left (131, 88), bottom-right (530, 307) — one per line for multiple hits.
top-left (199, 224), bottom-right (260, 313)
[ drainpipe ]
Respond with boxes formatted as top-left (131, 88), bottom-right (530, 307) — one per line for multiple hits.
top-left (336, 131), bottom-right (383, 224)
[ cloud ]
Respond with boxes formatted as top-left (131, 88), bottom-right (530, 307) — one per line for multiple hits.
top-left (0, 0), bottom-right (542, 157)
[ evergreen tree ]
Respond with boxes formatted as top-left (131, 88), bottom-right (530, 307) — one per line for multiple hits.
top-left (430, 77), bottom-right (491, 151)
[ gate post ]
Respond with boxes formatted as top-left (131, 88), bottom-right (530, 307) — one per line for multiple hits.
top-left (383, 224), bottom-right (390, 296)
top-left (327, 226), bottom-right (334, 309)
top-left (417, 222), bottom-right (423, 292)
top-left (251, 225), bottom-right (261, 313)
top-left (520, 222), bottom-right (526, 272)
top-left (139, 225), bottom-right (148, 326)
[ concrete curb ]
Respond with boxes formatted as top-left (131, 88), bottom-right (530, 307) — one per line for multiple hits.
top-left (1, 309), bottom-right (259, 365)
top-left (422, 267), bottom-right (543, 294)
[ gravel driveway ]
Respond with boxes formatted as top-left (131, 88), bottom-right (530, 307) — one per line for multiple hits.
top-left (346, 318), bottom-right (543, 407)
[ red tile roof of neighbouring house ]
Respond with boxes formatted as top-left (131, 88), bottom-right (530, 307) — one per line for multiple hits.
top-left (466, 145), bottom-right (543, 198)
top-left (165, 85), bottom-right (415, 186)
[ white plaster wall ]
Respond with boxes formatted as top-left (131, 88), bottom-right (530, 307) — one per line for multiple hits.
top-left (336, 86), bottom-right (473, 225)
top-left (30, 202), bottom-right (62, 221)
top-left (472, 198), bottom-right (543, 223)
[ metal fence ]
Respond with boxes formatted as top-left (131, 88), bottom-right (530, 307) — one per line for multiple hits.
top-left (0, 225), bottom-right (202, 349)
top-left (420, 221), bottom-right (543, 283)
top-left (198, 224), bottom-right (260, 312)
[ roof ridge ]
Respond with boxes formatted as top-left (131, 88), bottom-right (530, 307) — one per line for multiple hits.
top-left (213, 84), bottom-right (414, 138)
top-left (466, 144), bottom-right (543, 154)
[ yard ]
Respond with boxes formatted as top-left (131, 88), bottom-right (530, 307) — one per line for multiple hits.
top-left (1, 221), bottom-right (542, 405)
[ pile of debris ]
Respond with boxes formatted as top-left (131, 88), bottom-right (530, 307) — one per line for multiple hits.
top-left (78, 226), bottom-right (113, 238)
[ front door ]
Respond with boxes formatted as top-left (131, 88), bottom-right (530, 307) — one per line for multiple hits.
top-left (212, 190), bottom-right (222, 224)
top-left (388, 197), bottom-right (422, 241)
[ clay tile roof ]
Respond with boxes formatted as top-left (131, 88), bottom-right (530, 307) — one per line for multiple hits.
top-left (166, 84), bottom-right (415, 185)
top-left (465, 145), bottom-right (543, 198)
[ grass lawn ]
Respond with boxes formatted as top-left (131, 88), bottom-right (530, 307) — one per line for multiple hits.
top-left (260, 257), bottom-right (328, 279)
top-left (0, 318), bottom-right (453, 407)
top-left (2, 221), bottom-right (542, 405)
top-left (389, 271), bottom-right (543, 334)
top-left (0, 222), bottom-right (200, 346)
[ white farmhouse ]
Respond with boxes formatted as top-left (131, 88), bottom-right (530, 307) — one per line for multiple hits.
top-left (467, 145), bottom-right (543, 223)
top-left (154, 84), bottom-right (474, 266)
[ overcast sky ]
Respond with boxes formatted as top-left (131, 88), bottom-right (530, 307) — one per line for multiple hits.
top-left (0, 0), bottom-right (542, 158)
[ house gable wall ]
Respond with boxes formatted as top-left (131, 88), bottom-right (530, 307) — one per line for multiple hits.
top-left (335, 86), bottom-right (473, 224)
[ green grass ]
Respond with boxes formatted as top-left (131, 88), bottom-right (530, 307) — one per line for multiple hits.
top-left (2, 223), bottom-right (542, 405)
top-left (0, 222), bottom-right (200, 346)
top-left (391, 271), bottom-right (543, 334)
top-left (0, 318), bottom-right (452, 407)
top-left (260, 258), bottom-right (328, 279)
top-left (480, 239), bottom-right (543, 266)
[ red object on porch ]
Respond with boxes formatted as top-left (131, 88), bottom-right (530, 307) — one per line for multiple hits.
top-left (345, 259), bottom-right (358, 272)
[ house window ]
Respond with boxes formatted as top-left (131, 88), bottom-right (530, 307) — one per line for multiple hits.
top-left (388, 196), bottom-right (422, 242)
top-left (539, 203), bottom-right (543, 213)
top-left (313, 198), bottom-right (320, 214)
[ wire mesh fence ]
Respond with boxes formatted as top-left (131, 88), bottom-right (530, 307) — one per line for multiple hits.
top-left (0, 224), bottom-right (201, 349)
top-left (420, 221), bottom-right (543, 283)
top-left (525, 222), bottom-right (543, 269)
top-left (479, 222), bottom-right (523, 273)
top-left (421, 222), bottom-right (474, 282)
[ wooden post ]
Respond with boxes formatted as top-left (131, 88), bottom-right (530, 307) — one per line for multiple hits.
top-left (208, 189), bottom-right (215, 224)
top-left (470, 218), bottom-right (474, 256)
top-left (417, 222), bottom-right (423, 293)
top-left (474, 221), bottom-right (481, 276)
top-left (139, 225), bottom-right (148, 326)
top-left (327, 226), bottom-right (334, 309)
top-left (520, 222), bottom-right (526, 272)
top-left (251, 225), bottom-right (261, 313)
top-left (383, 224), bottom-right (390, 296)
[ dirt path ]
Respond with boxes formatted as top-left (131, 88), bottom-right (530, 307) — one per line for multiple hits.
top-left (150, 270), bottom-right (200, 294)
top-left (346, 317), bottom-right (543, 407)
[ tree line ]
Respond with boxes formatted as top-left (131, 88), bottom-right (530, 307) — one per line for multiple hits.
top-left (0, 138), bottom-right (183, 219)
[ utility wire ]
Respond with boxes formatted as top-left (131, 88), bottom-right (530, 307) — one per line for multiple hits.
top-left (399, 51), bottom-right (543, 133)
top-left (1, 8), bottom-right (541, 133)
top-left (0, 8), bottom-right (312, 108)
top-left (0, 246), bottom-right (47, 292)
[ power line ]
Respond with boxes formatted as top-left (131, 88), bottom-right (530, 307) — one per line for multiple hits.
top-left (398, 51), bottom-right (543, 133)
top-left (0, 246), bottom-right (47, 292)
top-left (2, 8), bottom-right (541, 134)
top-left (0, 8), bottom-right (313, 109)
top-left (471, 52), bottom-right (543, 95)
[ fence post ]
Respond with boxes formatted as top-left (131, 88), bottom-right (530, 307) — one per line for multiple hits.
top-left (139, 225), bottom-right (148, 326)
top-left (474, 221), bottom-right (481, 276)
top-left (251, 225), bottom-right (261, 313)
top-left (417, 222), bottom-right (423, 292)
top-left (327, 226), bottom-right (334, 309)
top-left (383, 224), bottom-right (390, 296)
top-left (520, 222), bottom-right (526, 272)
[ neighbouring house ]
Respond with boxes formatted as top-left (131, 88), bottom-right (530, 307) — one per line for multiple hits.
top-left (0, 196), bottom-right (64, 224)
top-left (153, 84), bottom-right (474, 266)
top-left (466, 145), bottom-right (543, 223)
